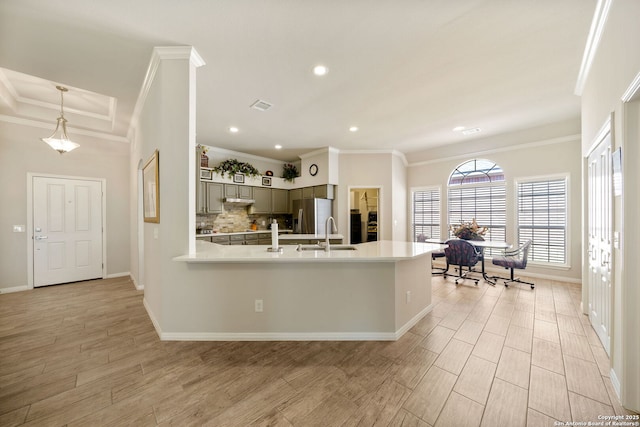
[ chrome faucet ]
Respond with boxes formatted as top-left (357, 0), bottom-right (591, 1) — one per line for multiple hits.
top-left (325, 216), bottom-right (338, 251)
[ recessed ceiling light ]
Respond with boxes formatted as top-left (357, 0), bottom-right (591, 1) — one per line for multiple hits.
top-left (349, 126), bottom-right (359, 132)
top-left (461, 127), bottom-right (482, 135)
top-left (313, 65), bottom-right (329, 76)
top-left (275, 144), bottom-right (282, 150)
top-left (452, 126), bottom-right (465, 132)
top-left (229, 126), bottom-right (239, 133)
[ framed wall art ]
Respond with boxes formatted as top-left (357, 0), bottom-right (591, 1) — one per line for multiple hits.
top-left (143, 150), bottom-right (160, 223)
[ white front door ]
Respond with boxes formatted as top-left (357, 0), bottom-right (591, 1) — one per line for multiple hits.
top-left (587, 131), bottom-right (613, 355)
top-left (33, 176), bottom-right (104, 287)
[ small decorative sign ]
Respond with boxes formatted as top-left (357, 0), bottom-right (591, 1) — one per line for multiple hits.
top-left (233, 173), bottom-right (245, 183)
top-left (262, 177), bottom-right (272, 187)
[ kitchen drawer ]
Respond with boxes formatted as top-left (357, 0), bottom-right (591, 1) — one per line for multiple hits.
top-left (245, 240), bottom-right (260, 245)
top-left (211, 236), bottom-right (230, 244)
top-left (229, 241), bottom-right (245, 245)
top-left (229, 235), bottom-right (245, 242)
top-left (259, 238), bottom-right (271, 245)
top-left (244, 233), bottom-right (259, 241)
top-left (196, 236), bottom-right (212, 242)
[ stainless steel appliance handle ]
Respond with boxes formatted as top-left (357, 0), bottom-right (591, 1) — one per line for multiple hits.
top-left (34, 235), bottom-right (48, 240)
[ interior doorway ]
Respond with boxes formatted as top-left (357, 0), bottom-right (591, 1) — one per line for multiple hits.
top-left (29, 174), bottom-right (105, 287)
top-left (586, 119), bottom-right (613, 355)
top-left (348, 187), bottom-right (379, 244)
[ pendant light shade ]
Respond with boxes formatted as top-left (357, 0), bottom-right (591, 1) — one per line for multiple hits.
top-left (41, 86), bottom-right (79, 154)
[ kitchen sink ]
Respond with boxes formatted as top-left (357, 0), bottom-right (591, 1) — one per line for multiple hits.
top-left (328, 245), bottom-right (358, 250)
top-left (296, 244), bottom-right (357, 251)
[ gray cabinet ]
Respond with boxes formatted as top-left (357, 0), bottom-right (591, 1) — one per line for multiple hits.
top-left (289, 188), bottom-right (302, 213)
top-left (252, 187), bottom-right (272, 214)
top-left (197, 182), bottom-right (223, 214)
top-left (196, 182), bottom-right (207, 214)
top-left (271, 189), bottom-right (289, 213)
top-left (225, 184), bottom-right (253, 199)
top-left (205, 183), bottom-right (224, 214)
top-left (302, 187), bottom-right (315, 199)
top-left (299, 185), bottom-right (334, 200)
top-left (211, 235), bottom-right (231, 245)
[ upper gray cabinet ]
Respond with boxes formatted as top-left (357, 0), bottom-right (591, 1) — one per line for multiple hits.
top-left (252, 187), bottom-right (272, 214)
top-left (271, 189), bottom-right (289, 214)
top-left (196, 182), bottom-right (223, 214)
top-left (225, 184), bottom-right (253, 199)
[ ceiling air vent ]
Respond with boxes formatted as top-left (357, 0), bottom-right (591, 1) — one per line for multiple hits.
top-left (250, 99), bottom-right (273, 111)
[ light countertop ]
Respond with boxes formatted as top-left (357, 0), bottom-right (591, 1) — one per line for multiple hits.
top-left (277, 233), bottom-right (344, 240)
top-left (174, 240), bottom-right (443, 263)
top-left (196, 231), bottom-right (343, 240)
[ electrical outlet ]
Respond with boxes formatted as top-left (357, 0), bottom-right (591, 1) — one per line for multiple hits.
top-left (254, 299), bottom-right (263, 312)
top-left (406, 291), bottom-right (411, 303)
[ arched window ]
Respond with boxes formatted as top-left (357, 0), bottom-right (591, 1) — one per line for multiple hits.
top-left (448, 159), bottom-right (506, 253)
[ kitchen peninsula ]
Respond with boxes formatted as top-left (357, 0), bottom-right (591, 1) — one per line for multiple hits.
top-left (160, 240), bottom-right (442, 341)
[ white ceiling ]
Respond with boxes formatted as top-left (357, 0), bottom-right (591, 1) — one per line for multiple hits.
top-left (0, 0), bottom-right (595, 161)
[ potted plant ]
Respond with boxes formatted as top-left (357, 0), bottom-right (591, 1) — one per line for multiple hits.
top-left (450, 218), bottom-right (488, 240)
top-left (212, 159), bottom-right (260, 178)
top-left (282, 163), bottom-right (298, 182)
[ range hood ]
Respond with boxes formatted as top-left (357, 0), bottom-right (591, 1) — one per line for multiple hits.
top-left (224, 198), bottom-right (255, 205)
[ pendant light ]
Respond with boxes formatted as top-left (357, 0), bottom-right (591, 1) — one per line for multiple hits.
top-left (41, 85), bottom-right (79, 154)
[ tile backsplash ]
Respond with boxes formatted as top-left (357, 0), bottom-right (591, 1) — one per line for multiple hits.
top-left (197, 204), bottom-right (291, 233)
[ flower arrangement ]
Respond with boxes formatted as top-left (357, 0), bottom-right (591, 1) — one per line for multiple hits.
top-left (281, 163), bottom-right (299, 182)
top-left (212, 158), bottom-right (260, 178)
top-left (450, 218), bottom-right (488, 240)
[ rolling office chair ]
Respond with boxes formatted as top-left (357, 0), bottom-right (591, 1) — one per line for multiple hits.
top-left (443, 239), bottom-right (482, 285)
top-left (491, 240), bottom-right (534, 288)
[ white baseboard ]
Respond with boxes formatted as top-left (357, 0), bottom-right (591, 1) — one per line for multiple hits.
top-left (610, 368), bottom-right (621, 400)
top-left (143, 297), bottom-right (162, 338)
top-left (160, 331), bottom-right (399, 341)
top-left (143, 303), bottom-right (434, 342)
top-left (0, 285), bottom-right (30, 294)
top-left (131, 276), bottom-right (144, 290)
top-left (394, 303), bottom-right (434, 339)
top-left (106, 272), bottom-right (131, 279)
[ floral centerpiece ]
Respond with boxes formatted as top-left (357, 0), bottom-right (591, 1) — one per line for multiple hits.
top-left (450, 219), bottom-right (488, 240)
top-left (281, 163), bottom-right (299, 182)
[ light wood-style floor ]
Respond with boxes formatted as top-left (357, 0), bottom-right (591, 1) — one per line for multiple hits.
top-left (0, 275), bottom-right (636, 426)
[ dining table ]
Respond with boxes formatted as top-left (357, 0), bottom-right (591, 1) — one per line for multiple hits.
top-left (426, 238), bottom-right (511, 285)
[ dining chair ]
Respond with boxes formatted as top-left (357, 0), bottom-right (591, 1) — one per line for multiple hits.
top-left (443, 239), bottom-right (482, 285)
top-left (490, 240), bottom-right (535, 288)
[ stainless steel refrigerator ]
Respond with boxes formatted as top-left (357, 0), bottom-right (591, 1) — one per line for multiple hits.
top-left (292, 198), bottom-right (333, 235)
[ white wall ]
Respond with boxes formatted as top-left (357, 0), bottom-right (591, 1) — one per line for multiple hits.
top-left (580, 0), bottom-right (640, 411)
top-left (0, 119), bottom-right (130, 291)
top-left (392, 152), bottom-right (408, 241)
top-left (129, 47), bottom-right (202, 332)
top-left (407, 121), bottom-right (582, 282)
top-left (337, 152), bottom-right (396, 242)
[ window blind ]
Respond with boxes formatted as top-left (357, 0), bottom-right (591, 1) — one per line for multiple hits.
top-left (517, 178), bottom-right (567, 264)
top-left (413, 188), bottom-right (440, 241)
top-left (448, 185), bottom-right (506, 256)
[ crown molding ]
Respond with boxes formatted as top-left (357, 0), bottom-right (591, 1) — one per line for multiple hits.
top-left (338, 149), bottom-right (408, 166)
top-left (621, 70), bottom-right (640, 102)
top-left (0, 114), bottom-right (129, 143)
top-left (408, 134), bottom-right (581, 168)
top-left (128, 46), bottom-right (205, 140)
top-left (298, 146), bottom-right (340, 159)
top-left (575, 0), bottom-right (614, 96)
